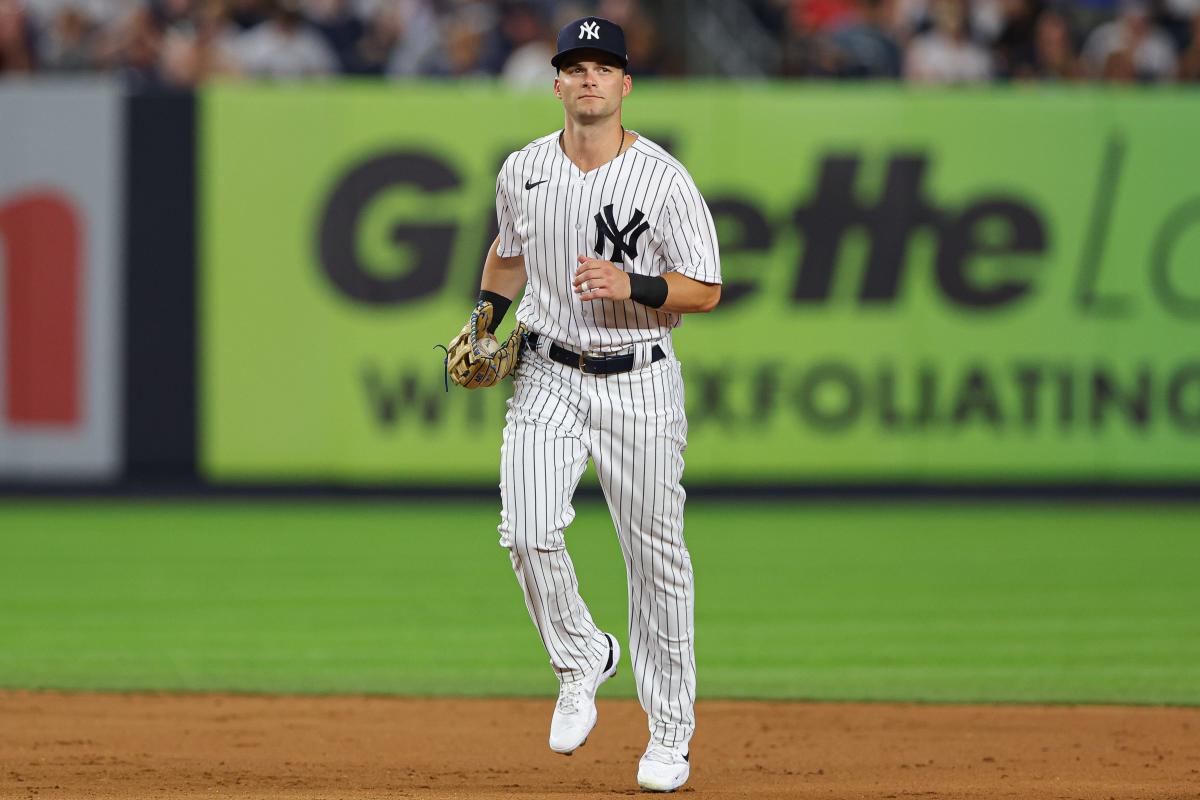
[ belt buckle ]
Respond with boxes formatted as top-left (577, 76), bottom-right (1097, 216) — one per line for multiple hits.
top-left (579, 348), bottom-right (603, 374)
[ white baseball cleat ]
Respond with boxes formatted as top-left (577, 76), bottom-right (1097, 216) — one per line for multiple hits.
top-left (637, 741), bottom-right (690, 792)
top-left (548, 633), bottom-right (620, 755)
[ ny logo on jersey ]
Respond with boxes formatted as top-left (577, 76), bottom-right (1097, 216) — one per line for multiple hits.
top-left (594, 204), bottom-right (650, 264)
top-left (579, 21), bottom-right (600, 39)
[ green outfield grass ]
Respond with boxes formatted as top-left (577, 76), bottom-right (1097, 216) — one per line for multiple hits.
top-left (0, 500), bottom-right (1197, 704)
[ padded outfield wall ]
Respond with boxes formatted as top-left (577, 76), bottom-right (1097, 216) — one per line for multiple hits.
top-left (2, 81), bottom-right (1198, 489)
top-left (201, 84), bottom-right (1200, 488)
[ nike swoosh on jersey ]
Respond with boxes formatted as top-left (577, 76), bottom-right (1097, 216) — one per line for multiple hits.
top-left (524, 178), bottom-right (548, 190)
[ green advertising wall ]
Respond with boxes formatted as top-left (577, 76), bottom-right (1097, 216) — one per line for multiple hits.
top-left (201, 84), bottom-right (1200, 485)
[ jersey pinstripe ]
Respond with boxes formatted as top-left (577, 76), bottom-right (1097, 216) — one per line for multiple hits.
top-left (494, 129), bottom-right (720, 754)
top-left (496, 131), bottom-right (721, 353)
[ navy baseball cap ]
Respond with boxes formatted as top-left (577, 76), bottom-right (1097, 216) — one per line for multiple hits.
top-left (551, 16), bottom-right (628, 69)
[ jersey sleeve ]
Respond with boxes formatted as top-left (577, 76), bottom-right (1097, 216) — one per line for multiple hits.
top-left (495, 156), bottom-right (523, 257)
top-left (658, 171), bottom-right (721, 284)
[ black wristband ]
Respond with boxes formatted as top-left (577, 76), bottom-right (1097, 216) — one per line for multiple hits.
top-left (477, 290), bottom-right (512, 333)
top-left (628, 273), bottom-right (668, 309)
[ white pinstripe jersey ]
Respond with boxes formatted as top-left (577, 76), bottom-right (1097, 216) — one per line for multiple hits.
top-left (495, 130), bottom-right (722, 354)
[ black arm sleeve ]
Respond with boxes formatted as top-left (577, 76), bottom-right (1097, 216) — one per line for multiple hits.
top-left (478, 290), bottom-right (512, 334)
top-left (628, 273), bottom-right (668, 309)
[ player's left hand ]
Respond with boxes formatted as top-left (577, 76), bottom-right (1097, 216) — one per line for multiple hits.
top-left (444, 300), bottom-right (526, 389)
top-left (574, 255), bottom-right (631, 302)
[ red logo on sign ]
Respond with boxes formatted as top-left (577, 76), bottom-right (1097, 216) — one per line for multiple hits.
top-left (0, 191), bottom-right (82, 427)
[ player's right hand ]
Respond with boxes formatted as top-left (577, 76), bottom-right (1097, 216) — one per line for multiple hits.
top-left (573, 255), bottom-right (631, 302)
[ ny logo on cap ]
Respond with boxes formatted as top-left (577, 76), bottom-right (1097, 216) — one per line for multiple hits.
top-left (579, 20), bottom-right (600, 39)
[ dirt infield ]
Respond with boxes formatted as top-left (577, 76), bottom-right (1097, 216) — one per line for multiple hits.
top-left (2, 692), bottom-right (1198, 799)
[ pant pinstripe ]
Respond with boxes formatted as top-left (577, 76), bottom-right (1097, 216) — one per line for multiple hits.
top-left (498, 342), bottom-right (696, 749)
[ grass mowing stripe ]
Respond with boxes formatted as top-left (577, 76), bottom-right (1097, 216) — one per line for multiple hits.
top-left (0, 500), bottom-right (1196, 703)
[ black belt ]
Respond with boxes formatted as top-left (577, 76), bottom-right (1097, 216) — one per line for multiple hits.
top-left (525, 333), bottom-right (665, 375)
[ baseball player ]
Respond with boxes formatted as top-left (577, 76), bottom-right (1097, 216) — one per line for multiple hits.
top-left (444, 15), bottom-right (720, 793)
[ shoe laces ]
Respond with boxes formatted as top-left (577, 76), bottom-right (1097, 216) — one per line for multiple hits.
top-left (556, 678), bottom-right (586, 715)
top-left (643, 742), bottom-right (687, 766)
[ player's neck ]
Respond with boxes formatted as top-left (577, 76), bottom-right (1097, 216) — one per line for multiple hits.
top-left (560, 117), bottom-right (627, 173)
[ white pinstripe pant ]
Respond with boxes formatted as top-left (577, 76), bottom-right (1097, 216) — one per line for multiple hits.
top-left (498, 339), bottom-right (696, 749)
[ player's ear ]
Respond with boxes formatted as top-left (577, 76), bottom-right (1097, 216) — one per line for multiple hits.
top-left (554, 75), bottom-right (562, 99)
top-left (622, 73), bottom-right (631, 97)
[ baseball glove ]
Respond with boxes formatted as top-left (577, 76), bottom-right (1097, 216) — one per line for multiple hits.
top-left (445, 300), bottom-right (527, 389)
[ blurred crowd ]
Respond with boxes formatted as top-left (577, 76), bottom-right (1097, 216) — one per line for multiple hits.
top-left (764, 0), bottom-right (1200, 81)
top-left (1, 0), bottom-right (1199, 84)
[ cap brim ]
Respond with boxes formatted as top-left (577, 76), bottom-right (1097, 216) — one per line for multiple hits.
top-left (551, 46), bottom-right (628, 69)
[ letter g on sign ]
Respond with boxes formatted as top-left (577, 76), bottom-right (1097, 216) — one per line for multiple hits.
top-left (317, 152), bottom-right (460, 305)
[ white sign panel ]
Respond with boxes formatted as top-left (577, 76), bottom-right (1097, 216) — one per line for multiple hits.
top-left (0, 79), bottom-right (124, 480)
